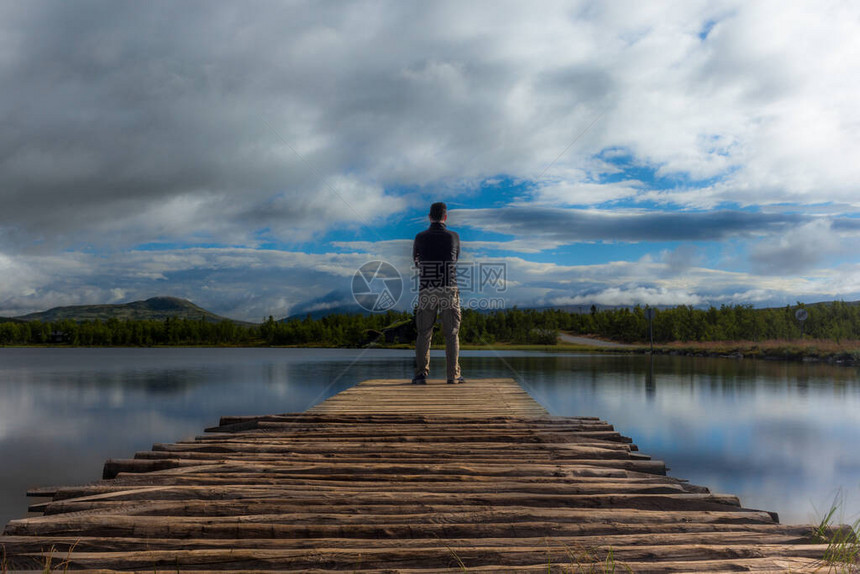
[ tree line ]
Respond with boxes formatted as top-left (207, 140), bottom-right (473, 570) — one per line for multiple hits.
top-left (1, 302), bottom-right (858, 347)
top-left (559, 301), bottom-right (860, 343)
top-left (0, 317), bottom-right (256, 346)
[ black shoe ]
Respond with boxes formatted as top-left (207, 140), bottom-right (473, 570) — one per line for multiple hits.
top-left (411, 375), bottom-right (427, 385)
top-left (447, 377), bottom-right (466, 384)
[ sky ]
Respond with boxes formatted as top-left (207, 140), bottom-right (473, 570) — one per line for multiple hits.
top-left (2, 0), bottom-right (860, 322)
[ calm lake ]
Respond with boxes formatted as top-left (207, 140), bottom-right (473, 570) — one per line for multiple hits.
top-left (1, 347), bottom-right (859, 527)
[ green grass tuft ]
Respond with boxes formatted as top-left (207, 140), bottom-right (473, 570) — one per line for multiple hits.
top-left (812, 492), bottom-right (860, 573)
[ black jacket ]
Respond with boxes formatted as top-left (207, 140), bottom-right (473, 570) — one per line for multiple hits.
top-left (413, 222), bottom-right (460, 289)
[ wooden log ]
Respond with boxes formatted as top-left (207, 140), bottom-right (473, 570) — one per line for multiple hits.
top-left (215, 413), bottom-right (603, 425)
top-left (28, 474), bottom-right (707, 506)
top-left (150, 439), bottom-right (632, 454)
top-left (0, 563), bottom-right (824, 574)
top-left (30, 487), bottom-right (741, 517)
top-left (101, 459), bottom-right (669, 479)
top-left (141, 445), bottom-right (639, 463)
top-left (3, 514), bottom-right (781, 543)
top-left (212, 414), bottom-right (604, 429)
top-left (242, 427), bottom-right (624, 441)
top-left (10, 492), bottom-right (745, 525)
top-left (97, 467), bottom-right (660, 489)
top-left (141, 440), bottom-right (636, 457)
top-left (36, 483), bottom-right (704, 515)
top-left (0, 525), bottom-right (815, 555)
top-left (0, 543), bottom-right (829, 572)
top-left (199, 421), bottom-right (628, 441)
top-left (102, 458), bottom-right (219, 480)
top-left (195, 436), bottom-right (639, 452)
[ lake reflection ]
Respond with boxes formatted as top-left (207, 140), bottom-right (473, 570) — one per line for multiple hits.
top-left (1, 348), bottom-right (859, 526)
top-left (474, 353), bottom-right (860, 525)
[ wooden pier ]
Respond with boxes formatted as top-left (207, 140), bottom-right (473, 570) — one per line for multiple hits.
top-left (1, 378), bottom-right (827, 572)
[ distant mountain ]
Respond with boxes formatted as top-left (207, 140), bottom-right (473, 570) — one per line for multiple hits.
top-left (14, 296), bottom-right (246, 324)
top-left (539, 303), bottom-right (647, 314)
top-left (282, 289), bottom-right (370, 321)
top-left (284, 304), bottom-right (369, 321)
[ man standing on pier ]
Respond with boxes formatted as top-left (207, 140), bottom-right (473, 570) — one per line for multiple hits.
top-left (412, 202), bottom-right (465, 385)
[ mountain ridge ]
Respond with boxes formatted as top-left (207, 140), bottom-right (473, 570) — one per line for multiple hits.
top-left (7, 296), bottom-right (858, 326)
top-left (13, 296), bottom-right (249, 324)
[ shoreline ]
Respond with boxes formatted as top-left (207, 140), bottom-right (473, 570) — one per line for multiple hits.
top-left (2, 339), bottom-right (859, 365)
top-left (630, 340), bottom-right (860, 366)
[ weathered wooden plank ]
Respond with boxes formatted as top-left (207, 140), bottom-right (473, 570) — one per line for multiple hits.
top-left (101, 459), bottom-right (670, 479)
top-left (129, 452), bottom-right (654, 467)
top-left (137, 442), bottom-right (637, 459)
top-left (35, 483), bottom-right (708, 515)
top-left (204, 416), bottom-right (626, 429)
top-left (115, 465), bottom-right (659, 481)
top-left (8, 493), bottom-right (747, 536)
top-left (214, 413), bottom-right (600, 426)
top-left (27, 475), bottom-right (706, 509)
top-left (102, 457), bottom-right (218, 479)
top-left (195, 433), bottom-right (636, 447)
top-left (1, 543), bottom-right (829, 571)
top-left (147, 440), bottom-right (633, 456)
top-left (5, 517), bottom-right (783, 542)
top-left (21, 505), bottom-right (778, 528)
top-left (83, 467), bottom-right (663, 489)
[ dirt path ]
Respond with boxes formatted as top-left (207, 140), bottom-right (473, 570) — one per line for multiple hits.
top-left (558, 332), bottom-right (633, 348)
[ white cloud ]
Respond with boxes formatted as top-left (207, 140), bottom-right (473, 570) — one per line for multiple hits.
top-left (817, 264), bottom-right (860, 298)
top-left (550, 287), bottom-right (704, 308)
top-left (464, 239), bottom-right (569, 254)
top-left (531, 179), bottom-right (644, 206)
top-left (483, 253), bottom-right (860, 309)
top-left (3, 242), bottom-right (859, 322)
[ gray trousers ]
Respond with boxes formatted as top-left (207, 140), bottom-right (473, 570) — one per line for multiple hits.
top-left (414, 287), bottom-right (461, 380)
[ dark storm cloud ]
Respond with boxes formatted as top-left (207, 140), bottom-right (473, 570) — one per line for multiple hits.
top-left (748, 218), bottom-right (855, 276)
top-left (832, 218), bottom-right (860, 232)
top-left (2, 1), bottom-right (662, 253)
top-left (4, 0), bottom-right (852, 253)
top-left (455, 207), bottom-right (807, 243)
top-left (0, 2), bottom-right (513, 245)
top-left (0, 1), bottom-right (402, 248)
